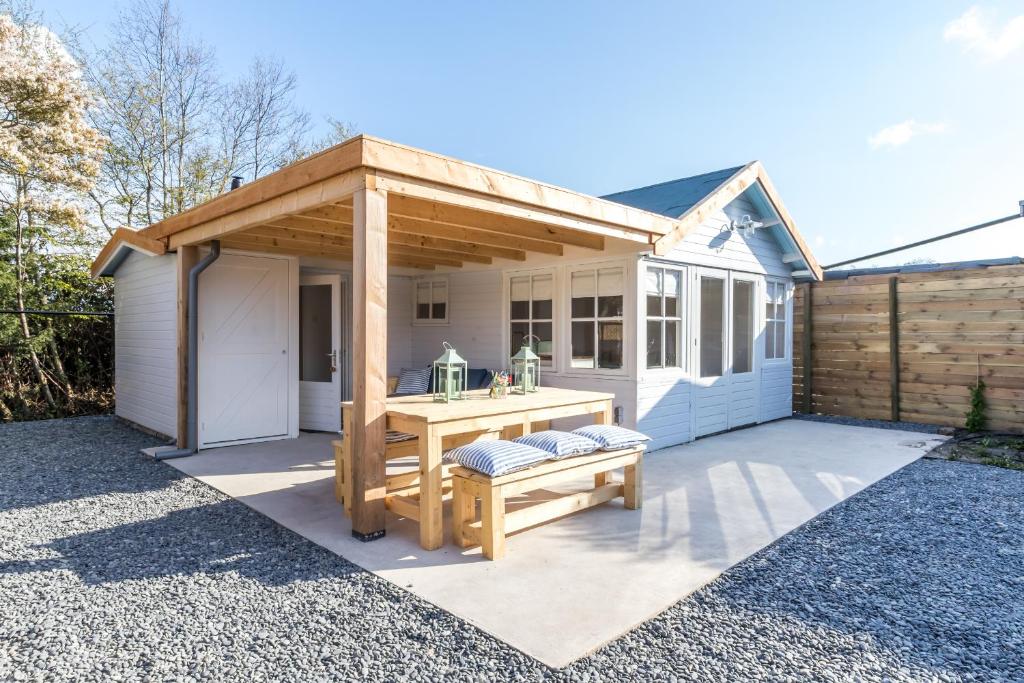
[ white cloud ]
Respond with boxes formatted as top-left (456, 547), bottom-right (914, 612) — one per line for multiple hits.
top-left (944, 5), bottom-right (1024, 62)
top-left (868, 120), bottom-right (948, 149)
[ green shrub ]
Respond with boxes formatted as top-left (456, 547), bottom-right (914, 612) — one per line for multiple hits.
top-left (965, 379), bottom-right (987, 432)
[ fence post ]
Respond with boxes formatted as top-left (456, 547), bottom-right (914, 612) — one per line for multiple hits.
top-left (888, 276), bottom-right (900, 422)
top-left (801, 282), bottom-right (813, 414)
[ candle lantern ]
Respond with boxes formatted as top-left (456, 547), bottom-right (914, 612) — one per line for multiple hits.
top-left (510, 334), bottom-right (541, 394)
top-left (432, 341), bottom-right (467, 403)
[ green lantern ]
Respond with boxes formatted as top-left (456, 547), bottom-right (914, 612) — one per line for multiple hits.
top-left (511, 334), bottom-right (541, 394)
top-left (433, 341), bottom-right (467, 403)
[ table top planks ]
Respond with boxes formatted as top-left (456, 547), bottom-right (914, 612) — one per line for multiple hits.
top-left (341, 387), bottom-right (613, 424)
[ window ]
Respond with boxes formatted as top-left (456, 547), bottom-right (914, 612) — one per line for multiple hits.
top-left (699, 275), bottom-right (725, 378)
top-left (570, 267), bottom-right (624, 370)
top-left (732, 279), bottom-right (754, 374)
top-left (765, 281), bottom-right (788, 360)
top-left (414, 279), bottom-right (448, 323)
top-left (509, 273), bottom-right (554, 366)
top-left (646, 266), bottom-right (683, 369)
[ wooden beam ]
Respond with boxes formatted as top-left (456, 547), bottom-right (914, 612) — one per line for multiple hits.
top-left (350, 185), bottom-right (389, 540)
top-left (219, 238), bottom-right (442, 269)
top-left (387, 230), bottom-right (526, 261)
top-left (91, 227), bottom-right (167, 278)
top-left (243, 224), bottom-right (490, 263)
top-left (782, 251), bottom-right (802, 263)
top-left (389, 214), bottom-right (563, 255)
top-left (167, 168), bottom-right (366, 249)
top-left (143, 137), bottom-right (363, 240)
top-left (175, 246), bottom-right (198, 447)
top-left (377, 175), bottom-right (634, 245)
top-left (889, 276), bottom-right (900, 422)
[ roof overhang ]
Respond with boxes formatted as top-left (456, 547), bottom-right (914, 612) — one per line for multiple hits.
top-left (91, 135), bottom-right (685, 276)
top-left (651, 161), bottom-right (823, 280)
top-left (91, 227), bottom-right (167, 278)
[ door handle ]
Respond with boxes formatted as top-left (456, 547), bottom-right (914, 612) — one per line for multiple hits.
top-left (328, 349), bottom-right (338, 373)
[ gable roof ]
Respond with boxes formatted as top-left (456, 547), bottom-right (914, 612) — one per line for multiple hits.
top-left (600, 166), bottom-right (745, 218)
top-left (602, 162), bottom-right (822, 280)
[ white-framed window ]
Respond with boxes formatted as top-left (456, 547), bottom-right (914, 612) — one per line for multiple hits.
top-left (414, 278), bottom-right (448, 324)
top-left (509, 272), bottom-right (554, 366)
top-left (765, 280), bottom-right (788, 360)
top-left (645, 266), bottom-right (684, 370)
top-left (569, 266), bottom-right (624, 370)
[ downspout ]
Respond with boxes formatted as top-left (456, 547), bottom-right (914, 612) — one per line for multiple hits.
top-left (155, 240), bottom-right (221, 459)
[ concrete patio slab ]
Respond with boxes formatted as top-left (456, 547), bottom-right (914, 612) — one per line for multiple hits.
top-left (165, 419), bottom-right (944, 668)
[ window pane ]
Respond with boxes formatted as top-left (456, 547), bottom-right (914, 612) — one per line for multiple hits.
top-left (432, 302), bottom-right (446, 319)
top-left (598, 321), bottom-right (623, 369)
top-left (766, 321), bottom-right (777, 359)
top-left (299, 284), bottom-right (333, 382)
top-left (775, 322), bottom-right (785, 359)
top-left (665, 320), bottom-right (679, 368)
top-left (510, 321), bottom-right (529, 355)
top-left (646, 319), bottom-right (663, 369)
top-left (532, 274), bottom-right (553, 319)
top-left (597, 268), bottom-right (623, 317)
top-left (416, 282), bottom-right (431, 319)
top-left (699, 277), bottom-right (724, 378)
top-left (533, 321), bottom-right (553, 365)
top-left (646, 268), bottom-right (662, 316)
top-left (510, 277), bottom-right (530, 319)
top-left (664, 270), bottom-right (680, 318)
top-left (572, 320), bottom-right (596, 368)
top-left (732, 280), bottom-right (753, 374)
top-left (572, 271), bottom-right (596, 318)
top-left (432, 281), bottom-right (447, 304)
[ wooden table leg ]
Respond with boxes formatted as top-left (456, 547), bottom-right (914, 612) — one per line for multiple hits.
top-left (624, 453), bottom-right (642, 510)
top-left (419, 426), bottom-right (444, 551)
top-left (481, 484), bottom-right (506, 560)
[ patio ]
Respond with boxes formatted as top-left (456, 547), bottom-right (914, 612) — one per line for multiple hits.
top-left (164, 418), bottom-right (944, 667)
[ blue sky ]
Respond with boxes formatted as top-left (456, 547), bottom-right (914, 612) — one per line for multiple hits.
top-left (46, 1), bottom-right (1024, 268)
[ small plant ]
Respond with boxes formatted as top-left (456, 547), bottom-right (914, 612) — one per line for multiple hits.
top-left (965, 379), bottom-right (987, 433)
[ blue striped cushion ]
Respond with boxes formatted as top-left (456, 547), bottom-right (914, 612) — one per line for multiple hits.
top-left (395, 367), bottom-right (430, 395)
top-left (571, 425), bottom-right (650, 451)
top-left (513, 430), bottom-right (600, 460)
top-left (445, 440), bottom-right (550, 477)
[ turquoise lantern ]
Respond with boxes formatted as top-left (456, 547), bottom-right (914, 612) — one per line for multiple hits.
top-left (432, 342), bottom-right (467, 403)
top-left (511, 334), bottom-right (541, 394)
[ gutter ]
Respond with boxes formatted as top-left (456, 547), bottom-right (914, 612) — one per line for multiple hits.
top-left (155, 240), bottom-right (221, 460)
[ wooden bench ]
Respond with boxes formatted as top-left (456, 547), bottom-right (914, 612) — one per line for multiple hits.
top-left (451, 447), bottom-right (643, 560)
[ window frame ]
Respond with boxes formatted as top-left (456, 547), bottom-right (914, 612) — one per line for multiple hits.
top-left (507, 270), bottom-right (556, 368)
top-left (644, 264), bottom-right (686, 372)
top-left (412, 277), bottom-right (450, 326)
top-left (764, 279), bottom-right (790, 362)
top-left (565, 264), bottom-right (627, 373)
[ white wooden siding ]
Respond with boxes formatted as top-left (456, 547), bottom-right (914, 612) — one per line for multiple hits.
top-left (637, 377), bottom-right (692, 450)
top-left (411, 270), bottom-right (504, 370)
top-left (387, 276), bottom-right (414, 375)
top-left (760, 362), bottom-right (793, 421)
top-left (114, 251), bottom-right (178, 439)
top-left (663, 206), bottom-right (790, 278)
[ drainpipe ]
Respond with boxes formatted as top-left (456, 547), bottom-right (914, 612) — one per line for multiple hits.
top-left (155, 240), bottom-right (222, 460)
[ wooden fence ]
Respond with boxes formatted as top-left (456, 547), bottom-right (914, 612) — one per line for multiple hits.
top-left (793, 262), bottom-right (1024, 431)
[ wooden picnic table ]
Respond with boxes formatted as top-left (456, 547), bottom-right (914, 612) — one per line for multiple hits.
top-left (340, 386), bottom-right (614, 551)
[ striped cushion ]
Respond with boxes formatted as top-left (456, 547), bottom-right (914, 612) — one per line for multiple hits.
top-left (445, 440), bottom-right (550, 477)
top-left (513, 430), bottom-right (600, 460)
top-left (571, 425), bottom-right (650, 451)
top-left (395, 367), bottom-right (431, 395)
top-left (385, 431), bottom-right (417, 444)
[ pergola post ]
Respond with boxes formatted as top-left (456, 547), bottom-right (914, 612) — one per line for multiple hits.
top-left (350, 181), bottom-right (389, 541)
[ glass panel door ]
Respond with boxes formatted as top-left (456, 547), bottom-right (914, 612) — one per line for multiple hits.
top-left (731, 279), bottom-right (754, 374)
top-left (300, 284), bottom-right (333, 382)
top-left (699, 275), bottom-right (725, 378)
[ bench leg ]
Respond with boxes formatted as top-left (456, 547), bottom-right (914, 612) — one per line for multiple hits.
top-left (480, 484), bottom-right (506, 560)
top-left (594, 471), bottom-right (612, 487)
top-left (624, 456), bottom-right (642, 510)
top-left (452, 478), bottom-right (476, 548)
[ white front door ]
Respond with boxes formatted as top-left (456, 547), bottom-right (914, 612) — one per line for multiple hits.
top-left (198, 253), bottom-right (290, 447)
top-left (299, 274), bottom-right (342, 431)
top-left (692, 268), bottom-right (762, 437)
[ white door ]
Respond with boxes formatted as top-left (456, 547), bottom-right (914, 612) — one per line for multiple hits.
top-left (299, 274), bottom-right (342, 431)
top-left (198, 253), bottom-right (290, 447)
top-left (692, 268), bottom-right (762, 437)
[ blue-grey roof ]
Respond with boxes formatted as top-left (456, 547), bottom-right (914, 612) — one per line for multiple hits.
top-left (824, 257), bottom-right (1023, 280)
top-left (600, 165), bottom-right (746, 218)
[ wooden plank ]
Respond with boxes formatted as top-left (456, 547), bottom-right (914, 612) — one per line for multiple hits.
top-left (389, 213), bottom-right (564, 255)
top-left (501, 483), bottom-right (623, 535)
top-left (387, 230), bottom-right (526, 261)
top-left (175, 245), bottom-right (199, 447)
top-left (889, 276), bottom-right (900, 422)
top-left (801, 282), bottom-right (812, 413)
top-left (349, 185), bottom-right (389, 541)
top-left (91, 227), bottom-right (168, 278)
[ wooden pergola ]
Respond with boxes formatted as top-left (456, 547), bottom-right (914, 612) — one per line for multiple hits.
top-left (92, 135), bottom-right (697, 540)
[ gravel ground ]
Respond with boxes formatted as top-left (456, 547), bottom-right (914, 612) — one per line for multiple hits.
top-left (2, 416), bottom-right (1022, 682)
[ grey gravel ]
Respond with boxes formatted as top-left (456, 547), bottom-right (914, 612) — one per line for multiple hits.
top-left (2, 416), bottom-right (1022, 682)
top-left (794, 412), bottom-right (944, 434)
